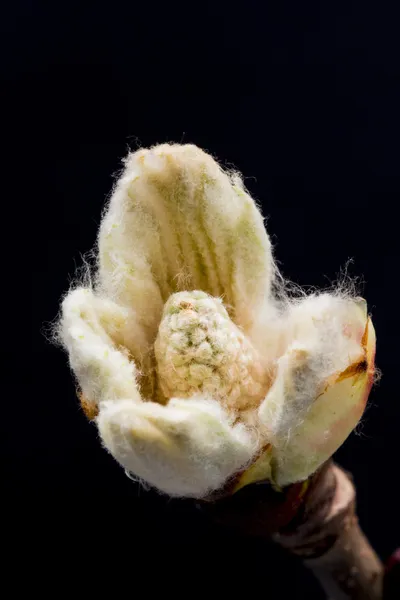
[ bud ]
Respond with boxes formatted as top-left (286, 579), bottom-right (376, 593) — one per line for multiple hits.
top-left (58, 144), bottom-right (376, 498)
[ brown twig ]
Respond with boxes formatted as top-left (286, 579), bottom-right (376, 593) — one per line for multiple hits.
top-left (276, 463), bottom-right (383, 599)
top-left (199, 461), bottom-right (384, 599)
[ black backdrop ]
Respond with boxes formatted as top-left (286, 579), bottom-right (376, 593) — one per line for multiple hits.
top-left (6, 1), bottom-right (399, 595)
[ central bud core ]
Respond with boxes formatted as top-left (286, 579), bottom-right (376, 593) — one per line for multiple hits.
top-left (155, 291), bottom-right (269, 412)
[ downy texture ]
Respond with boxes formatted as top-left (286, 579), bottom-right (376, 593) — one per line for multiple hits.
top-left (58, 144), bottom-right (376, 498)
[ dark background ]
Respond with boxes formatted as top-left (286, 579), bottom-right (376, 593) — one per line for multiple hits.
top-left (5, 1), bottom-right (399, 595)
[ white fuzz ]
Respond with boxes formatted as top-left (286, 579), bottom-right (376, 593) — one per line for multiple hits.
top-left (60, 288), bottom-right (140, 404)
top-left (97, 397), bottom-right (257, 498)
top-left (97, 143), bottom-right (273, 340)
top-left (58, 143), bottom-right (376, 498)
top-left (259, 294), bottom-right (370, 485)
